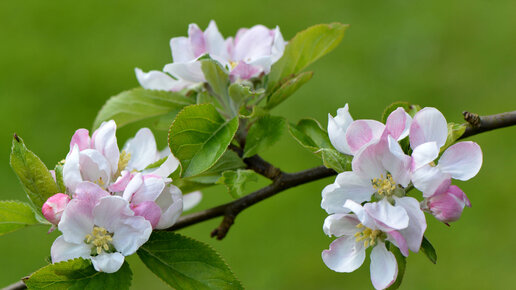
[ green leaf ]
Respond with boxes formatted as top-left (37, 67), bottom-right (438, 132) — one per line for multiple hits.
top-left (169, 104), bottom-right (239, 177)
top-left (25, 258), bottom-right (132, 290)
top-left (137, 232), bottom-right (243, 290)
top-left (243, 115), bottom-right (286, 158)
top-left (267, 23), bottom-right (348, 91)
top-left (200, 59), bottom-right (237, 116)
top-left (93, 88), bottom-right (195, 129)
top-left (264, 71), bottom-right (313, 110)
top-left (288, 119), bottom-right (351, 172)
top-left (217, 169), bottom-right (259, 199)
top-left (420, 236), bottom-right (437, 264)
top-left (10, 135), bottom-right (59, 210)
top-left (381, 101), bottom-right (422, 123)
top-left (54, 164), bottom-right (66, 193)
top-left (0, 201), bottom-right (41, 236)
top-left (441, 123), bottom-right (467, 153)
top-left (387, 243), bottom-right (407, 290)
top-left (228, 83), bottom-right (253, 108)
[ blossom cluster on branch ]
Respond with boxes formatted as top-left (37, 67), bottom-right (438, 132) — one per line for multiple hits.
top-left (2, 19), bottom-right (513, 290)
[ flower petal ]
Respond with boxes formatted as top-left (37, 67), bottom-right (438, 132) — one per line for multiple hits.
top-left (411, 142), bottom-right (439, 171)
top-left (438, 141), bottom-right (483, 181)
top-left (412, 165), bottom-right (450, 197)
top-left (352, 141), bottom-right (386, 180)
top-left (204, 20), bottom-right (230, 61)
top-left (93, 196), bottom-right (134, 233)
top-left (51, 235), bottom-right (91, 263)
top-left (131, 201), bottom-right (161, 229)
top-left (183, 191), bottom-right (202, 211)
top-left (155, 185), bottom-right (184, 229)
top-left (370, 242), bottom-right (398, 290)
top-left (270, 26), bottom-right (286, 64)
top-left (345, 120), bottom-right (385, 154)
top-left (70, 129), bottom-right (91, 151)
top-left (170, 36), bottom-right (195, 63)
top-left (321, 172), bottom-right (374, 214)
top-left (343, 200), bottom-right (376, 230)
top-left (124, 128), bottom-right (159, 171)
top-left (394, 197), bottom-right (427, 253)
top-left (386, 108), bottom-right (412, 140)
top-left (322, 236), bottom-right (365, 273)
top-left (188, 23), bottom-right (207, 58)
top-left (112, 214), bottom-right (152, 256)
top-left (383, 136), bottom-right (412, 187)
top-left (91, 252), bottom-right (125, 273)
top-left (230, 61), bottom-right (262, 80)
top-left (328, 104), bottom-right (353, 155)
top-left (148, 154), bottom-right (180, 178)
top-left (409, 107), bottom-right (448, 149)
top-left (364, 199), bottom-right (409, 232)
top-left (63, 145), bottom-right (83, 192)
top-left (386, 230), bottom-right (409, 257)
top-left (163, 61), bottom-right (205, 83)
top-left (109, 170), bottom-right (133, 193)
top-left (58, 199), bottom-right (94, 244)
top-left (92, 120), bottom-right (119, 174)
top-left (234, 25), bottom-right (274, 63)
top-left (74, 181), bottom-right (110, 207)
top-left (79, 149), bottom-right (112, 185)
top-left (135, 68), bottom-right (191, 91)
top-left (131, 175), bottom-right (166, 204)
top-left (323, 214), bottom-right (360, 237)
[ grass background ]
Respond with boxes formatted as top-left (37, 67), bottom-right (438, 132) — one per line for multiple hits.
top-left (1, 0), bottom-right (516, 289)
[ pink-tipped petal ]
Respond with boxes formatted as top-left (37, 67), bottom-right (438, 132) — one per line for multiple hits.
top-left (188, 23), bottom-right (207, 58)
top-left (131, 175), bottom-right (166, 204)
top-left (155, 185), bottom-right (183, 229)
top-left (386, 108), bottom-right (412, 140)
top-left (131, 201), bottom-right (161, 229)
top-left (427, 185), bottom-right (470, 223)
top-left (343, 200), bottom-right (376, 230)
top-left (74, 182), bottom-right (110, 206)
top-left (58, 199), bottom-right (94, 244)
top-left (409, 107), bottom-right (448, 149)
top-left (322, 236), bottom-right (366, 273)
top-left (345, 120), bottom-right (385, 154)
top-left (352, 141), bottom-right (386, 180)
top-left (42, 194), bottom-right (71, 225)
top-left (412, 165), bottom-right (450, 197)
top-left (387, 230), bottom-right (409, 257)
top-left (394, 197), bottom-right (427, 253)
top-left (109, 171), bottom-right (133, 193)
top-left (364, 199), bottom-right (409, 232)
top-left (438, 141), bottom-right (483, 181)
top-left (92, 120), bottom-right (119, 174)
top-left (229, 61), bottom-right (262, 80)
top-left (383, 136), bottom-right (412, 187)
top-left (370, 242), bottom-right (398, 290)
top-left (70, 129), bottom-right (91, 151)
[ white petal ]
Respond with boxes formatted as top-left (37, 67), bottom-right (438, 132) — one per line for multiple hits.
top-left (364, 199), bottom-right (409, 232)
top-left (63, 145), bottom-right (83, 192)
top-left (204, 20), bottom-right (230, 61)
top-left (233, 25), bottom-right (274, 62)
top-left (79, 149), bottom-right (112, 185)
top-left (51, 236), bottom-right (91, 263)
top-left (92, 120), bottom-right (119, 174)
top-left (270, 26), bottom-right (286, 64)
top-left (343, 200), bottom-right (376, 230)
top-left (409, 107), bottom-right (448, 149)
top-left (386, 230), bottom-right (409, 257)
top-left (58, 199), bottom-right (94, 244)
top-left (93, 196), bottom-right (134, 233)
top-left (163, 61), bottom-right (205, 83)
top-left (322, 236), bottom-right (365, 273)
top-left (321, 172), bottom-right (374, 214)
top-left (124, 128), bottom-right (159, 171)
top-left (135, 68), bottom-right (189, 91)
top-left (183, 191), bottom-right (202, 211)
top-left (394, 197), bottom-right (427, 253)
top-left (323, 214), bottom-right (360, 237)
top-left (155, 185), bottom-right (184, 229)
top-left (411, 142), bottom-right (439, 171)
top-left (74, 181), bottom-right (110, 207)
top-left (91, 252), bottom-right (125, 273)
top-left (328, 104), bottom-right (353, 155)
top-left (112, 215), bottom-right (152, 256)
top-left (370, 242), bottom-right (398, 290)
top-left (148, 154), bottom-right (180, 178)
top-left (345, 120), bottom-right (385, 154)
top-left (131, 175), bottom-right (166, 204)
top-left (437, 141), bottom-right (483, 181)
top-left (170, 36), bottom-right (195, 62)
top-left (383, 136), bottom-right (412, 187)
top-left (412, 165), bottom-right (450, 197)
top-left (122, 173), bottom-right (143, 201)
top-left (352, 141), bottom-right (386, 180)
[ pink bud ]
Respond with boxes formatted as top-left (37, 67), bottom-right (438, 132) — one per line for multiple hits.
top-left (42, 193), bottom-right (70, 225)
top-left (131, 201), bottom-right (161, 228)
top-left (426, 185), bottom-right (471, 223)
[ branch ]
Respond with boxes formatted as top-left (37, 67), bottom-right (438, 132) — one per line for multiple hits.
top-left (166, 109), bottom-right (516, 239)
top-left (4, 280), bottom-right (26, 290)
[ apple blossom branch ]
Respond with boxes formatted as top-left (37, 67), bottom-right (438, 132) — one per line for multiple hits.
top-left (166, 109), bottom-right (516, 239)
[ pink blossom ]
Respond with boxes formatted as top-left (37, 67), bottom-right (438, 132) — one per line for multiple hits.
top-left (423, 179), bottom-right (471, 223)
top-left (42, 193), bottom-right (70, 225)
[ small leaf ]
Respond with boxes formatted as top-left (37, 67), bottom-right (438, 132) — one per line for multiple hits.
top-left (267, 23), bottom-right (348, 91)
top-left (387, 243), bottom-right (407, 290)
top-left (10, 135), bottom-right (59, 210)
top-left (169, 104), bottom-right (239, 177)
top-left (228, 83), bottom-right (253, 108)
top-left (0, 201), bottom-right (42, 236)
top-left (137, 232), bottom-right (243, 290)
top-left (420, 236), bottom-right (437, 264)
top-left (201, 59), bottom-right (237, 116)
top-left (243, 115), bottom-right (286, 158)
top-left (25, 258), bottom-right (132, 290)
top-left (93, 88), bottom-right (195, 129)
top-left (381, 101), bottom-right (422, 123)
top-left (321, 149), bottom-right (352, 172)
top-left (441, 123), bottom-right (467, 153)
top-left (264, 71), bottom-right (313, 110)
top-left (217, 169), bottom-right (259, 199)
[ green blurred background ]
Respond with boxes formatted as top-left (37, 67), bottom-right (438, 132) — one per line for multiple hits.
top-left (1, 0), bottom-right (516, 289)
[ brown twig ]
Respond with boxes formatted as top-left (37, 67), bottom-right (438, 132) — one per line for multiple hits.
top-left (461, 110), bottom-right (516, 139)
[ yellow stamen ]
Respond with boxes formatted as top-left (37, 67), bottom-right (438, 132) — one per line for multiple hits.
top-left (355, 226), bottom-right (382, 249)
top-left (115, 150), bottom-right (131, 178)
top-left (85, 226), bottom-right (113, 255)
top-left (372, 173), bottom-right (397, 197)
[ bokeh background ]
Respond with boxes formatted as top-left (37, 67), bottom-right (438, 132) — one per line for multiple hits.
top-left (1, 0), bottom-right (516, 289)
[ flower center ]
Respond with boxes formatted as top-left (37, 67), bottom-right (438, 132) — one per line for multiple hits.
top-left (85, 226), bottom-right (114, 255)
top-left (354, 223), bottom-right (382, 248)
top-left (116, 150), bottom-right (131, 176)
top-left (229, 61), bottom-right (239, 69)
top-left (372, 173), bottom-right (397, 197)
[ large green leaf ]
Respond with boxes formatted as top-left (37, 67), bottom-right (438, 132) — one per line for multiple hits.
top-left (25, 258), bottom-right (132, 290)
top-left (10, 135), bottom-right (59, 210)
top-left (93, 88), bottom-right (195, 129)
top-left (265, 71), bottom-right (313, 110)
top-left (420, 236), bottom-right (437, 264)
top-left (288, 118), bottom-right (351, 172)
top-left (267, 23), bottom-right (348, 91)
top-left (217, 169), bottom-right (259, 199)
top-left (243, 115), bottom-right (286, 158)
top-left (0, 201), bottom-right (42, 236)
top-left (137, 232), bottom-right (242, 290)
top-left (169, 104), bottom-right (239, 177)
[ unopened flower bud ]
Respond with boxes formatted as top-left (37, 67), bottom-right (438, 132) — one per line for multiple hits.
top-left (426, 185), bottom-right (471, 223)
top-left (42, 193), bottom-right (70, 225)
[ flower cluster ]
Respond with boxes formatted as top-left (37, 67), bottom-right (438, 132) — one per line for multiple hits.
top-left (42, 121), bottom-right (201, 273)
top-left (322, 105), bottom-right (482, 289)
top-left (135, 20), bottom-right (286, 91)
